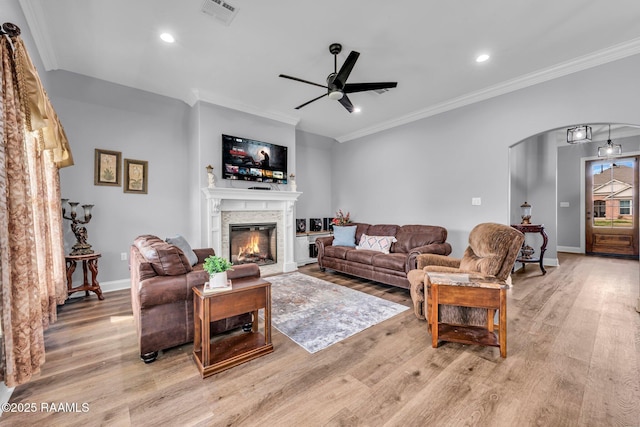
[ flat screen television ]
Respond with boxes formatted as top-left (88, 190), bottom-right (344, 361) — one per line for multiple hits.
top-left (222, 134), bottom-right (288, 184)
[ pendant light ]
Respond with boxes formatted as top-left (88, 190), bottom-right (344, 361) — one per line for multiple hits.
top-left (597, 124), bottom-right (622, 158)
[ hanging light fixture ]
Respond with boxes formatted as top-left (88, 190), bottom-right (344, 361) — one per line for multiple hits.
top-left (597, 124), bottom-right (622, 158)
top-left (567, 125), bottom-right (592, 144)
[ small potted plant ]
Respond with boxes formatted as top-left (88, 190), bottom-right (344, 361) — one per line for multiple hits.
top-left (203, 255), bottom-right (234, 288)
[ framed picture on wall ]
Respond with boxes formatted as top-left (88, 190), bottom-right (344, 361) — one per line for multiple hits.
top-left (94, 149), bottom-right (121, 186)
top-left (123, 158), bottom-right (148, 194)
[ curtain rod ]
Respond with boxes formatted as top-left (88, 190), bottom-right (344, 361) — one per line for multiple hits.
top-left (1, 22), bottom-right (21, 36)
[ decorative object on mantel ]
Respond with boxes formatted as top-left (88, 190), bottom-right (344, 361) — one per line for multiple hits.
top-left (332, 209), bottom-right (352, 226)
top-left (566, 125), bottom-right (592, 144)
top-left (597, 124), bottom-right (622, 158)
top-left (206, 164), bottom-right (216, 188)
top-left (61, 199), bottom-right (94, 255)
top-left (203, 255), bottom-right (234, 291)
top-left (520, 201), bottom-right (532, 224)
top-left (289, 173), bottom-right (296, 191)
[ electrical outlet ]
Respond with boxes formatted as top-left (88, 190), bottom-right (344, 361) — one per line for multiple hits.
top-left (121, 252), bottom-right (127, 261)
top-left (471, 197), bottom-right (482, 206)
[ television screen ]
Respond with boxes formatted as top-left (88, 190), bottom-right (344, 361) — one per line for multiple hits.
top-left (222, 134), bottom-right (288, 184)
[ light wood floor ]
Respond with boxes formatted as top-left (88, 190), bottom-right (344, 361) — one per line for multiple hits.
top-left (3, 253), bottom-right (639, 426)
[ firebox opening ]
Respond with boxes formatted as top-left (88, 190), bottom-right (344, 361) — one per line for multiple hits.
top-left (229, 223), bottom-right (277, 266)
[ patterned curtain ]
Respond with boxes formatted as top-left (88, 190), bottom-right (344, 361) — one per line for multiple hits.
top-left (0, 24), bottom-right (73, 387)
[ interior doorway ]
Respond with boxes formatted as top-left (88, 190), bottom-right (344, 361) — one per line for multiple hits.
top-left (585, 155), bottom-right (639, 257)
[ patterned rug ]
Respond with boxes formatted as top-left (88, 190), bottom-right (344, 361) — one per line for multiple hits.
top-left (265, 272), bottom-right (409, 353)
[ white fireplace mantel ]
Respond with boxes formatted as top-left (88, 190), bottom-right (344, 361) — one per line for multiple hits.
top-left (202, 187), bottom-right (302, 274)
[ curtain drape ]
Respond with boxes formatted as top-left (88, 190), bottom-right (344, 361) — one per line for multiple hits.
top-left (0, 23), bottom-right (73, 387)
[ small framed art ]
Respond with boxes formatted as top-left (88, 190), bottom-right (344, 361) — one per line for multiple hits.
top-left (94, 149), bottom-right (121, 186)
top-left (124, 158), bottom-right (148, 194)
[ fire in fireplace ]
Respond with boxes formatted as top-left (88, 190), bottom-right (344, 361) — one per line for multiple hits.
top-left (229, 223), bottom-right (277, 266)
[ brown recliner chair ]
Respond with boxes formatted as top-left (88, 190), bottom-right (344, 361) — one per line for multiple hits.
top-left (407, 223), bottom-right (524, 326)
top-left (130, 235), bottom-right (256, 363)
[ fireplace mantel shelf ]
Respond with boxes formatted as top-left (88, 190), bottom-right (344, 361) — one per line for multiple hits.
top-left (202, 187), bottom-right (302, 202)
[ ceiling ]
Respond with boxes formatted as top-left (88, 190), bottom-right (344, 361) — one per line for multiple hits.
top-left (18, 0), bottom-right (640, 142)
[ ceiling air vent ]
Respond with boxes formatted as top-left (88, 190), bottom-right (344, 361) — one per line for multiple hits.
top-left (201, 0), bottom-right (239, 25)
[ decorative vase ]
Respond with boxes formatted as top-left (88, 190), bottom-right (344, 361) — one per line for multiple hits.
top-left (209, 271), bottom-right (228, 288)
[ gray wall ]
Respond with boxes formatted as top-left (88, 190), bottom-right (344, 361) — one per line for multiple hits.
top-left (332, 54), bottom-right (640, 258)
top-left (294, 130), bottom-right (336, 222)
top-left (53, 72), bottom-right (191, 283)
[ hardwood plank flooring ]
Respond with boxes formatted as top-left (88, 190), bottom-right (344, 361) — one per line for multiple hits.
top-left (3, 253), bottom-right (639, 426)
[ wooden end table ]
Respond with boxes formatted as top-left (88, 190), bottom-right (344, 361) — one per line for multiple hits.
top-left (65, 253), bottom-right (104, 300)
top-left (427, 272), bottom-right (508, 358)
top-left (192, 277), bottom-right (273, 378)
top-left (510, 224), bottom-right (548, 275)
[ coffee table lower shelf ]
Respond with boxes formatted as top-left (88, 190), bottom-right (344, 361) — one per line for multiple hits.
top-left (193, 332), bottom-right (273, 377)
top-left (437, 323), bottom-right (500, 348)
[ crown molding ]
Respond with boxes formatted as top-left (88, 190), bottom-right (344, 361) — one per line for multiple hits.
top-left (18, 0), bottom-right (59, 70)
top-left (336, 37), bottom-right (640, 143)
top-left (189, 89), bottom-right (300, 127)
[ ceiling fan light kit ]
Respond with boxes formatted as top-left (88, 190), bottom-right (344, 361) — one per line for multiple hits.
top-left (279, 43), bottom-right (397, 113)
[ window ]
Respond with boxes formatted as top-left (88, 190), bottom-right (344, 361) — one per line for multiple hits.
top-left (619, 200), bottom-right (631, 215)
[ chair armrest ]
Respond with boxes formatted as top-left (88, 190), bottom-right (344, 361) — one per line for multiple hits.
top-left (406, 242), bottom-right (453, 271)
top-left (227, 263), bottom-right (261, 280)
top-left (416, 253), bottom-right (461, 269)
top-left (194, 248), bottom-right (215, 264)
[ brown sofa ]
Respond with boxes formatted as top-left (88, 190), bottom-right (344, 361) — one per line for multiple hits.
top-left (130, 235), bottom-right (256, 363)
top-left (316, 224), bottom-right (452, 289)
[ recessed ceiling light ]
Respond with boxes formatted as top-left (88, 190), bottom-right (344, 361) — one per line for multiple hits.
top-left (160, 33), bottom-right (175, 43)
top-left (476, 53), bottom-right (490, 63)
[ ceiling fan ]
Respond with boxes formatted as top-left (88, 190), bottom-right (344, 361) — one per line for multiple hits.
top-left (279, 43), bottom-right (397, 113)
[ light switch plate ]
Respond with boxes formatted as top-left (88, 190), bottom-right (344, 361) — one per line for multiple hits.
top-left (472, 197), bottom-right (481, 206)
top-left (560, 202), bottom-right (570, 207)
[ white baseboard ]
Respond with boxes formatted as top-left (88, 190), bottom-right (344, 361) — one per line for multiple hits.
top-left (557, 246), bottom-right (583, 254)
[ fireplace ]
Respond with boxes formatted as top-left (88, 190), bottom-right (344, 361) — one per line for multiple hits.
top-left (229, 223), bottom-right (277, 266)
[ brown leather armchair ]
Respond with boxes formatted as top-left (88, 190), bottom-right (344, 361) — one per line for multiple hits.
top-left (130, 235), bottom-right (256, 363)
top-left (407, 223), bottom-right (524, 326)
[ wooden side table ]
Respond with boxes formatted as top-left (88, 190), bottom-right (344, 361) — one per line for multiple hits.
top-left (427, 272), bottom-right (508, 358)
top-left (511, 224), bottom-right (548, 275)
top-left (65, 253), bottom-right (104, 300)
top-left (192, 277), bottom-right (273, 378)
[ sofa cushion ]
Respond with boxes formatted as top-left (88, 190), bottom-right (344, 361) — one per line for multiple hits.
top-left (392, 225), bottom-right (447, 253)
top-left (366, 224), bottom-right (399, 237)
top-left (332, 225), bottom-right (357, 247)
top-left (357, 234), bottom-right (397, 254)
top-left (134, 235), bottom-right (192, 276)
top-left (372, 252), bottom-right (407, 271)
top-left (346, 249), bottom-right (377, 264)
top-left (324, 245), bottom-right (352, 260)
top-left (166, 235), bottom-right (198, 266)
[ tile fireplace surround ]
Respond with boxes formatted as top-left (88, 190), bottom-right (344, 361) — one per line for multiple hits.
top-left (202, 187), bottom-right (302, 275)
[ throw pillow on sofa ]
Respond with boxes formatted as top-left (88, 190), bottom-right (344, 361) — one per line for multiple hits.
top-left (166, 235), bottom-right (198, 266)
top-left (332, 225), bottom-right (357, 247)
top-left (356, 234), bottom-right (397, 254)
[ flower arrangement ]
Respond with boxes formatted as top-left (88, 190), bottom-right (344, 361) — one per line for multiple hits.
top-left (332, 209), bottom-right (352, 226)
top-left (203, 255), bottom-right (234, 275)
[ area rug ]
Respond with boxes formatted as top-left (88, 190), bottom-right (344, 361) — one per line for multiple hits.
top-left (265, 272), bottom-right (408, 353)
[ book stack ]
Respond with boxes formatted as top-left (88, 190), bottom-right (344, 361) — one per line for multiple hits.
top-left (203, 280), bottom-right (232, 295)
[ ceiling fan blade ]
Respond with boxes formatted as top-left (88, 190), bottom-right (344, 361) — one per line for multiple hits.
top-left (343, 82), bottom-right (398, 94)
top-left (334, 51), bottom-right (360, 88)
top-left (279, 74), bottom-right (328, 89)
top-left (338, 94), bottom-right (355, 113)
top-left (295, 93), bottom-right (328, 110)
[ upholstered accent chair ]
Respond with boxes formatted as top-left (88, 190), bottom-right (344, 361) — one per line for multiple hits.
top-left (407, 223), bottom-right (525, 326)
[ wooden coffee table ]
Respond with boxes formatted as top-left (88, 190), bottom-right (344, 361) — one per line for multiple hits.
top-left (427, 272), bottom-right (508, 358)
top-left (192, 277), bottom-right (273, 378)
